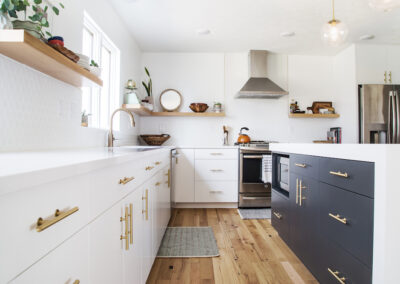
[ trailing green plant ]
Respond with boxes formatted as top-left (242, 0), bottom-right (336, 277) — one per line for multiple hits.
top-left (28, 0), bottom-right (64, 38)
top-left (142, 67), bottom-right (152, 97)
top-left (0, 0), bottom-right (30, 18)
top-left (90, 60), bottom-right (99, 67)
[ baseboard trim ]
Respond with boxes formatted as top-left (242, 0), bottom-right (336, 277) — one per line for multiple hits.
top-left (173, 202), bottom-right (238, 209)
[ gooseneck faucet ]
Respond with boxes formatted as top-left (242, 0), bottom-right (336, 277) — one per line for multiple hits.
top-left (108, 108), bottom-right (135, 147)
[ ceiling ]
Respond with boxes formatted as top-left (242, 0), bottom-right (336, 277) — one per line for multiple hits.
top-left (110, 0), bottom-right (400, 55)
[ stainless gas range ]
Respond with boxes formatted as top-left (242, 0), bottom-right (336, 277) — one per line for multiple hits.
top-left (236, 141), bottom-right (272, 208)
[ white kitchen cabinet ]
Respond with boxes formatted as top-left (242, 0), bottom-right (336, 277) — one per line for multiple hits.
top-left (173, 149), bottom-right (195, 202)
top-left (141, 183), bottom-right (153, 283)
top-left (356, 44), bottom-right (400, 84)
top-left (195, 181), bottom-right (238, 202)
top-left (11, 227), bottom-right (89, 284)
top-left (195, 159), bottom-right (238, 181)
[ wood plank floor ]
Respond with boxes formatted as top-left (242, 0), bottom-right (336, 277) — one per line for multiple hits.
top-left (147, 208), bottom-right (318, 284)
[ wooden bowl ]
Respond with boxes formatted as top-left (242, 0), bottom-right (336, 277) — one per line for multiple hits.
top-left (189, 103), bottom-right (209, 113)
top-left (140, 134), bottom-right (170, 146)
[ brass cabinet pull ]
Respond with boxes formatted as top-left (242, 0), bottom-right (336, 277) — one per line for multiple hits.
top-left (129, 204), bottom-right (133, 244)
top-left (329, 171), bottom-right (349, 178)
top-left (120, 206), bottom-right (129, 250)
top-left (389, 71), bottom-right (392, 84)
top-left (329, 213), bottom-right (347, 224)
top-left (210, 153), bottom-right (223, 156)
top-left (273, 212), bottom-right (282, 219)
top-left (210, 169), bottom-right (223, 172)
top-left (73, 280), bottom-right (80, 284)
top-left (296, 179), bottom-right (299, 205)
top-left (299, 180), bottom-right (307, 206)
top-left (385, 71), bottom-right (388, 83)
top-left (295, 163), bottom-right (307, 168)
top-left (328, 268), bottom-right (346, 284)
top-left (167, 169), bottom-right (171, 188)
top-left (155, 161), bottom-right (162, 165)
top-left (146, 166), bottom-right (154, 171)
top-left (36, 207), bottom-right (79, 232)
top-left (119, 176), bottom-right (134, 185)
top-left (142, 189), bottom-right (149, 221)
top-left (155, 182), bottom-right (161, 186)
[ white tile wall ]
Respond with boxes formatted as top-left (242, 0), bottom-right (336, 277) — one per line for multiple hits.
top-left (0, 55), bottom-right (107, 152)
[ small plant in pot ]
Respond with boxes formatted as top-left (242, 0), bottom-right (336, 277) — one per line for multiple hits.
top-left (141, 67), bottom-right (153, 104)
top-left (0, 0), bottom-right (29, 29)
top-left (89, 59), bottom-right (102, 77)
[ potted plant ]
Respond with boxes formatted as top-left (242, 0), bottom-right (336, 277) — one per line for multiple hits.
top-left (89, 59), bottom-right (102, 77)
top-left (81, 110), bottom-right (91, 127)
top-left (141, 67), bottom-right (153, 103)
top-left (0, 0), bottom-right (28, 29)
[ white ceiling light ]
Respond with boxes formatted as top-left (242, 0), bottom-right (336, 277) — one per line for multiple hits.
top-left (359, 34), bottom-right (375, 40)
top-left (280, 32), bottom-right (296, 37)
top-left (321, 0), bottom-right (349, 46)
top-left (196, 28), bottom-right (211, 35)
top-left (369, 0), bottom-right (400, 12)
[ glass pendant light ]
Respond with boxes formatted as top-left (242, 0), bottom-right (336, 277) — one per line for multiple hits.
top-left (321, 0), bottom-right (348, 46)
top-left (369, 0), bottom-right (400, 12)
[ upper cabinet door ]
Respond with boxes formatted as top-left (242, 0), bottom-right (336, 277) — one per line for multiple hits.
top-left (173, 149), bottom-right (195, 202)
top-left (356, 44), bottom-right (387, 84)
top-left (386, 45), bottom-right (400, 84)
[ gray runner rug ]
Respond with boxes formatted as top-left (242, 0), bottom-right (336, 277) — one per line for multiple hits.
top-left (157, 227), bottom-right (219, 258)
top-left (238, 208), bottom-right (271, 219)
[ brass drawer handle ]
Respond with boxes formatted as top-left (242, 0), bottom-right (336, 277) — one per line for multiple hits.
top-left (155, 182), bottom-right (161, 186)
top-left (146, 166), bottom-right (154, 171)
top-left (73, 280), bottom-right (80, 284)
top-left (299, 180), bottom-right (307, 206)
top-left (328, 268), bottom-right (346, 284)
top-left (296, 178), bottom-right (299, 204)
top-left (295, 163), bottom-right (307, 168)
top-left (329, 171), bottom-right (349, 178)
top-left (129, 204), bottom-right (133, 244)
top-left (210, 153), bottom-right (223, 156)
top-left (36, 207), bottom-right (79, 232)
top-left (273, 212), bottom-right (282, 219)
top-left (209, 190), bottom-right (223, 194)
top-left (210, 169), bottom-right (224, 172)
top-left (120, 206), bottom-right (130, 250)
top-left (119, 176), bottom-right (134, 185)
top-left (155, 161), bottom-right (162, 165)
top-left (142, 189), bottom-right (149, 221)
top-left (329, 213), bottom-right (347, 224)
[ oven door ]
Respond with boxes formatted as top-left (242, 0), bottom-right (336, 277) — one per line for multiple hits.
top-left (239, 153), bottom-right (267, 193)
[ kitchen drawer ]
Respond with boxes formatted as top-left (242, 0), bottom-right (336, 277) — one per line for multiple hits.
top-left (271, 189), bottom-right (290, 243)
top-left (318, 238), bottom-right (372, 284)
top-left (319, 157), bottom-right (374, 198)
top-left (195, 148), bottom-right (238, 160)
top-left (195, 159), bottom-right (238, 181)
top-left (10, 227), bottom-right (89, 284)
top-left (0, 174), bottom-right (90, 283)
top-left (320, 182), bottom-right (374, 268)
top-left (290, 154), bottom-right (319, 178)
top-left (195, 181), bottom-right (238, 202)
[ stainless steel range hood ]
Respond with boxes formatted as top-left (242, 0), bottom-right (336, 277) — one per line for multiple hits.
top-left (236, 50), bottom-right (288, 99)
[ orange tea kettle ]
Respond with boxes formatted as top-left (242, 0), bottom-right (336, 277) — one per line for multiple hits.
top-left (237, 127), bottom-right (251, 144)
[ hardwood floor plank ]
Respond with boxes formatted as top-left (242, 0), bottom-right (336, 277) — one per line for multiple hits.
top-left (147, 209), bottom-right (318, 284)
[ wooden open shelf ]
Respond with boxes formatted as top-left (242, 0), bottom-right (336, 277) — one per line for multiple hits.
top-left (289, 113), bottom-right (340, 118)
top-left (0, 30), bottom-right (102, 87)
top-left (123, 104), bottom-right (225, 117)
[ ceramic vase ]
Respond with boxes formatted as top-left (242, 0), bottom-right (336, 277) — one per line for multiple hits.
top-left (0, 13), bottom-right (13, 30)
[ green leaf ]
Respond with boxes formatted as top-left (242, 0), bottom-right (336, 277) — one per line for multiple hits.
top-left (32, 5), bottom-right (37, 11)
top-left (44, 5), bottom-right (47, 12)
top-left (33, 0), bottom-right (42, 4)
top-left (52, 6), bottom-right (59, 15)
top-left (45, 31), bottom-right (52, 37)
top-left (145, 67), bottom-right (150, 77)
top-left (142, 82), bottom-right (150, 95)
top-left (8, 9), bottom-right (17, 17)
top-left (59, 2), bottom-right (64, 8)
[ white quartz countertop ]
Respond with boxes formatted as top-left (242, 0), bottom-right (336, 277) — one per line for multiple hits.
top-left (0, 146), bottom-right (172, 196)
top-left (175, 145), bottom-right (239, 149)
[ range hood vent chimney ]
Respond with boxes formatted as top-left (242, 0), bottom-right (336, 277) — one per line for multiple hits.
top-left (236, 50), bottom-right (288, 99)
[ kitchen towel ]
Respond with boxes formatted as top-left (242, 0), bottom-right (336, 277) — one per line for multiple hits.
top-left (262, 154), bottom-right (272, 183)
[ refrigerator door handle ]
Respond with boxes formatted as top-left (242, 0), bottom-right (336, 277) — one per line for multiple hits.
top-left (395, 91), bottom-right (400, 143)
top-left (388, 91), bottom-right (393, 143)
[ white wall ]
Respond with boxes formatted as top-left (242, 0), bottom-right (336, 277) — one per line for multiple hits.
top-left (140, 51), bottom-right (359, 145)
top-left (0, 0), bottom-right (142, 152)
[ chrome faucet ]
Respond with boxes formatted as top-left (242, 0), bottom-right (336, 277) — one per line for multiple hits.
top-left (108, 108), bottom-right (135, 147)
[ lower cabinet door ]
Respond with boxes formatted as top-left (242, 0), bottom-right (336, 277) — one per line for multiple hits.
top-left (11, 227), bottom-right (89, 284)
top-left (289, 173), bottom-right (321, 278)
top-left (123, 188), bottom-right (143, 284)
top-left (271, 189), bottom-right (290, 244)
top-left (141, 183), bottom-right (153, 283)
top-left (89, 200), bottom-right (123, 284)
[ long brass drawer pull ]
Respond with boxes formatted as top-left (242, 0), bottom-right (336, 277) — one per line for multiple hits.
top-left (328, 268), bottom-right (346, 284)
top-left (210, 153), bottom-right (223, 156)
top-left (142, 189), bottom-right (149, 221)
top-left (210, 190), bottom-right (223, 194)
top-left (273, 212), bottom-right (282, 219)
top-left (299, 180), bottom-right (307, 206)
top-left (146, 166), bottom-right (154, 171)
top-left (120, 206), bottom-right (129, 250)
top-left (155, 161), bottom-right (162, 165)
top-left (73, 280), bottom-right (80, 284)
top-left (329, 213), bottom-right (347, 224)
top-left (36, 207), bottom-right (79, 232)
top-left (119, 176), bottom-right (134, 185)
top-left (295, 163), bottom-right (307, 168)
top-left (129, 204), bottom-right (133, 244)
top-left (296, 178), bottom-right (299, 205)
top-left (210, 169), bottom-right (223, 172)
top-left (329, 171), bottom-right (349, 178)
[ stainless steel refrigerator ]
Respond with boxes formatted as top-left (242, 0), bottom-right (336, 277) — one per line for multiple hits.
top-left (359, 85), bottom-right (400, 144)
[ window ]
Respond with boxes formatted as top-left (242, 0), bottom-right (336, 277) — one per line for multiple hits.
top-left (82, 11), bottom-right (121, 129)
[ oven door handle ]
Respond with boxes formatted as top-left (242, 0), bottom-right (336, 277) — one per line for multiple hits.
top-left (243, 155), bottom-right (264, 159)
top-left (242, 196), bottom-right (269, 200)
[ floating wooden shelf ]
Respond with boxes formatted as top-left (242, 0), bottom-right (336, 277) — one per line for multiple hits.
top-left (123, 104), bottom-right (225, 117)
top-left (289, 113), bottom-right (340, 118)
top-left (0, 30), bottom-right (103, 87)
